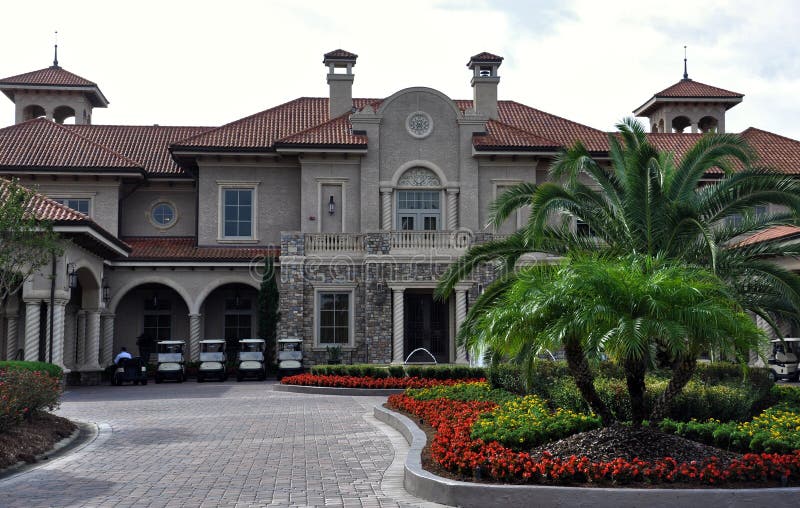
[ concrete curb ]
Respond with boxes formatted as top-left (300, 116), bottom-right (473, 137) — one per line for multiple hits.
top-left (374, 405), bottom-right (800, 508)
top-left (0, 420), bottom-right (97, 480)
top-left (273, 384), bottom-right (405, 396)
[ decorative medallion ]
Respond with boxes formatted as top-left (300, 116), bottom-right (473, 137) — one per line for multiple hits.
top-left (406, 111), bottom-right (433, 139)
top-left (398, 167), bottom-right (441, 187)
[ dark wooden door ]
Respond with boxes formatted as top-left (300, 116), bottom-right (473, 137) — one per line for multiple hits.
top-left (404, 293), bottom-right (449, 363)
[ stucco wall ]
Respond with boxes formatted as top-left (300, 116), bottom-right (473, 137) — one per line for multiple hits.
top-left (477, 159), bottom-right (540, 232)
top-left (299, 156), bottom-right (361, 232)
top-left (196, 158), bottom-right (301, 245)
top-left (119, 183), bottom-right (196, 237)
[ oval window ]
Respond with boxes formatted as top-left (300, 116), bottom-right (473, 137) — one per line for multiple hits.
top-left (151, 202), bottom-right (176, 227)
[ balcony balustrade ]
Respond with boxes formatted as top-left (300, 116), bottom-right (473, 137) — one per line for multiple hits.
top-left (301, 230), bottom-right (474, 256)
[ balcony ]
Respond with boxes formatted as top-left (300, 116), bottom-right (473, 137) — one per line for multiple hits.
top-left (298, 230), bottom-right (477, 257)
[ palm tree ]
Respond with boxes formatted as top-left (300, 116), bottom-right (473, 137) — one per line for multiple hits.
top-left (468, 254), bottom-right (766, 427)
top-left (438, 118), bottom-right (800, 419)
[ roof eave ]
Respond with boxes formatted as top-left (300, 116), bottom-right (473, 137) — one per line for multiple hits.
top-left (274, 143), bottom-right (368, 153)
top-left (634, 96), bottom-right (743, 116)
top-left (53, 223), bottom-right (130, 257)
top-left (0, 83), bottom-right (109, 107)
top-left (0, 166), bottom-right (145, 178)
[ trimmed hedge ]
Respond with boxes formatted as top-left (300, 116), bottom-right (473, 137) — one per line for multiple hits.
top-left (310, 363), bottom-right (485, 380)
top-left (0, 361), bottom-right (63, 379)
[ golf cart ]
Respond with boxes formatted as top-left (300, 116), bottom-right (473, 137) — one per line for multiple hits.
top-left (237, 339), bottom-right (267, 381)
top-left (276, 338), bottom-right (303, 381)
top-left (111, 357), bottom-right (148, 386)
top-left (155, 340), bottom-right (186, 383)
top-left (768, 338), bottom-right (800, 382)
top-left (197, 339), bottom-right (227, 382)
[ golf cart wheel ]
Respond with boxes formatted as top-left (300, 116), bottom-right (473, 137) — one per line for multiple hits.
top-left (155, 375), bottom-right (163, 384)
top-left (197, 374), bottom-right (203, 383)
top-left (258, 372), bottom-right (266, 381)
top-left (177, 373), bottom-right (184, 383)
top-left (141, 379), bottom-right (148, 385)
top-left (768, 370), bottom-right (778, 382)
top-left (133, 380), bottom-right (139, 386)
top-left (236, 373), bottom-right (243, 382)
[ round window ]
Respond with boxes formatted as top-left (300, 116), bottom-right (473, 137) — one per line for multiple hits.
top-left (151, 202), bottom-right (176, 227)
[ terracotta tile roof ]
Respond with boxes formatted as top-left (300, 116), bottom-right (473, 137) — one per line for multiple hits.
top-left (0, 177), bottom-right (130, 255)
top-left (473, 120), bottom-right (561, 151)
top-left (121, 236), bottom-right (278, 261)
top-left (275, 113), bottom-right (367, 148)
top-left (172, 97), bottom-right (376, 151)
top-left (0, 119), bottom-right (143, 173)
top-left (654, 79), bottom-right (743, 99)
top-left (741, 128), bottom-right (800, 175)
top-left (737, 226), bottom-right (800, 247)
top-left (487, 101), bottom-right (609, 152)
top-left (324, 49), bottom-right (358, 59)
top-left (0, 66), bottom-right (97, 87)
top-left (68, 125), bottom-right (212, 176)
top-left (468, 52), bottom-right (504, 64)
top-left (647, 133), bottom-right (704, 154)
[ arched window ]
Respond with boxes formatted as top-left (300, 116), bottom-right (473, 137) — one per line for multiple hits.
top-left (23, 105), bottom-right (46, 121)
top-left (53, 105), bottom-right (76, 124)
top-left (396, 167), bottom-right (442, 231)
top-left (671, 116), bottom-right (691, 133)
top-left (698, 116), bottom-right (719, 133)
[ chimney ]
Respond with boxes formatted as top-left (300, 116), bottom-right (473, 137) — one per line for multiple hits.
top-left (323, 49), bottom-right (358, 119)
top-left (467, 52), bottom-right (503, 120)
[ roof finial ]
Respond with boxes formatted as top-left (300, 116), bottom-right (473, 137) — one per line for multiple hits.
top-left (53, 30), bottom-right (59, 68)
top-left (683, 45), bottom-right (689, 80)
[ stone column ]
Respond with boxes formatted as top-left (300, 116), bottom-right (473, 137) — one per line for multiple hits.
top-left (392, 288), bottom-right (405, 364)
top-left (380, 188), bottom-right (393, 230)
top-left (189, 313), bottom-right (202, 361)
top-left (50, 300), bottom-right (68, 369)
top-left (23, 300), bottom-right (41, 361)
top-left (76, 311), bottom-right (87, 367)
top-left (454, 289), bottom-right (468, 364)
top-left (5, 313), bottom-right (18, 360)
top-left (446, 188), bottom-right (459, 231)
top-left (84, 310), bottom-right (102, 370)
top-left (101, 313), bottom-right (115, 366)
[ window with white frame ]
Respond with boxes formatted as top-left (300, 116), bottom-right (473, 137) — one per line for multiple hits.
top-left (53, 198), bottom-right (90, 216)
top-left (222, 187), bottom-right (254, 239)
top-left (317, 292), bottom-right (351, 345)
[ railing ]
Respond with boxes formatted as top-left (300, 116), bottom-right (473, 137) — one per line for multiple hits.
top-left (390, 230), bottom-right (471, 250)
top-left (304, 233), bottom-right (365, 253)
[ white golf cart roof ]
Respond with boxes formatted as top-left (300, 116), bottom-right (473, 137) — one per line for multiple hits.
top-left (278, 338), bottom-right (303, 343)
top-left (157, 340), bottom-right (186, 345)
top-left (239, 338), bottom-right (265, 343)
top-left (771, 338), bottom-right (800, 342)
top-left (199, 339), bottom-right (225, 344)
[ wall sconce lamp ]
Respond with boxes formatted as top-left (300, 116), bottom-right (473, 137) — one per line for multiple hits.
top-left (67, 263), bottom-right (78, 289)
top-left (152, 293), bottom-right (159, 308)
top-left (328, 195), bottom-right (336, 215)
top-left (102, 279), bottom-right (111, 304)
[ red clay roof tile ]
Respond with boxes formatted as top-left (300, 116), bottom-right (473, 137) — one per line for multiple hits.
top-left (68, 125), bottom-right (212, 176)
top-left (324, 49), bottom-right (358, 59)
top-left (0, 66), bottom-right (97, 87)
top-left (121, 236), bottom-right (278, 261)
top-left (737, 225), bottom-right (800, 247)
top-left (275, 113), bottom-right (367, 148)
top-left (468, 52), bottom-right (504, 63)
top-left (473, 120), bottom-right (561, 151)
top-left (0, 119), bottom-right (142, 172)
top-left (654, 79), bottom-right (743, 98)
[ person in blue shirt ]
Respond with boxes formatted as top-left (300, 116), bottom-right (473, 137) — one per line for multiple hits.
top-left (114, 347), bottom-right (132, 365)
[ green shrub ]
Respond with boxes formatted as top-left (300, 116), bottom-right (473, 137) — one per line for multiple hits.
top-left (406, 381), bottom-right (514, 403)
top-left (0, 368), bottom-right (63, 432)
top-left (388, 365), bottom-right (405, 378)
top-left (0, 361), bottom-right (63, 379)
top-left (471, 395), bottom-right (601, 450)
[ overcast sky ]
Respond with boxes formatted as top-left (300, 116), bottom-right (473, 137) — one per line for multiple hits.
top-left (1, 0), bottom-right (798, 139)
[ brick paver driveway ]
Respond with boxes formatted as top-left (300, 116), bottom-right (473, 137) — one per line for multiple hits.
top-left (1, 382), bottom-right (446, 508)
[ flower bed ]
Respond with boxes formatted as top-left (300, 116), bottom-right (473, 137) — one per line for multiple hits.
top-left (0, 368), bottom-right (63, 433)
top-left (388, 383), bottom-right (800, 486)
top-left (280, 373), bottom-right (484, 389)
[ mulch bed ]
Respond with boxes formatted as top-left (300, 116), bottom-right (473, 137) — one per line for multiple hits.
top-left (530, 423), bottom-right (741, 466)
top-left (0, 413), bottom-right (76, 469)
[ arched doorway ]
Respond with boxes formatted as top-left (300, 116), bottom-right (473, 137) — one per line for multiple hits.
top-left (112, 283), bottom-right (190, 359)
top-left (198, 283), bottom-right (260, 358)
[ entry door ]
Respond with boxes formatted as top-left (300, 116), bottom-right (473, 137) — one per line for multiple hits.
top-left (404, 293), bottom-right (449, 363)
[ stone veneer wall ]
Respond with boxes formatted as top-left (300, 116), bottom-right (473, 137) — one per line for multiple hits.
top-left (278, 231), bottom-right (501, 367)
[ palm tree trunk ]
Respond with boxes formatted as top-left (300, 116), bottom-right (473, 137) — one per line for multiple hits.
top-left (649, 355), bottom-right (696, 422)
top-left (564, 337), bottom-right (614, 426)
top-left (624, 357), bottom-right (647, 427)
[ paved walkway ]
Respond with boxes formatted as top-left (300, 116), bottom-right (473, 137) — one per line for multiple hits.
top-left (1, 382), bottom-right (447, 508)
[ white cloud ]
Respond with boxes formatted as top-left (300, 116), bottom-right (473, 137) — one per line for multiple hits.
top-left (0, 0), bottom-right (797, 139)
